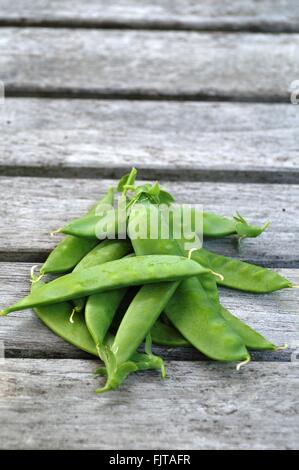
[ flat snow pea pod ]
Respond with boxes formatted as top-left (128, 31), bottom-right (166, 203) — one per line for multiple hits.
top-left (200, 273), bottom-right (276, 350)
top-left (187, 247), bottom-right (292, 293)
top-left (31, 279), bottom-right (98, 356)
top-left (72, 239), bottom-right (132, 312)
top-left (165, 277), bottom-right (250, 362)
top-left (203, 211), bottom-right (268, 239)
top-left (58, 209), bottom-right (125, 240)
top-left (0, 255), bottom-right (208, 315)
top-left (168, 208), bottom-right (268, 239)
top-left (41, 187), bottom-right (114, 274)
top-left (85, 288), bottom-right (127, 347)
top-left (130, 202), bottom-right (249, 362)
top-left (111, 282), bottom-right (179, 366)
top-left (151, 319), bottom-right (190, 347)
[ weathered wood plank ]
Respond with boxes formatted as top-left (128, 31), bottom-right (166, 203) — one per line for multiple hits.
top-left (2, 99), bottom-right (299, 182)
top-left (0, 263), bottom-right (298, 360)
top-left (0, 359), bottom-right (298, 449)
top-left (0, 0), bottom-right (298, 32)
top-left (1, 29), bottom-right (298, 100)
top-left (0, 176), bottom-right (298, 266)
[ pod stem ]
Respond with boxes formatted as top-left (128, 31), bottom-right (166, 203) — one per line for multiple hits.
top-left (210, 270), bottom-right (224, 282)
top-left (69, 308), bottom-right (76, 324)
top-left (275, 343), bottom-right (289, 351)
top-left (236, 357), bottom-right (251, 371)
top-left (50, 228), bottom-right (62, 236)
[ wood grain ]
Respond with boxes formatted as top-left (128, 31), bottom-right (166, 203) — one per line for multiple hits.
top-left (0, 0), bottom-right (298, 32)
top-left (2, 99), bottom-right (299, 182)
top-left (0, 176), bottom-right (298, 266)
top-left (2, 29), bottom-right (298, 100)
top-left (0, 359), bottom-right (298, 449)
top-left (0, 262), bottom-right (298, 360)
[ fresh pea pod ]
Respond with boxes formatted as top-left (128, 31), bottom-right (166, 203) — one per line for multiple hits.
top-left (72, 239), bottom-right (132, 313)
top-left (200, 273), bottom-right (276, 350)
top-left (111, 282), bottom-right (179, 366)
top-left (85, 288), bottom-right (127, 347)
top-left (187, 247), bottom-right (292, 293)
top-left (33, 279), bottom-right (163, 383)
top-left (203, 211), bottom-right (268, 239)
top-left (129, 203), bottom-right (249, 362)
top-left (41, 187), bottom-right (114, 274)
top-left (31, 279), bottom-right (98, 356)
top-left (165, 277), bottom-right (250, 361)
top-left (0, 255), bottom-right (209, 315)
top-left (97, 282), bottom-right (177, 392)
top-left (57, 209), bottom-right (125, 240)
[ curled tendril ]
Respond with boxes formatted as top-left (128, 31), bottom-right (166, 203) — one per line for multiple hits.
top-left (30, 265), bottom-right (44, 283)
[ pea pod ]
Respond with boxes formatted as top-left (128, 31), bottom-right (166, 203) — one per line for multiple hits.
top-left (72, 239), bottom-right (132, 312)
top-left (85, 287), bottom-right (165, 393)
top-left (58, 209), bottom-right (124, 240)
top-left (97, 282), bottom-right (177, 392)
top-left (199, 273), bottom-right (276, 351)
top-left (41, 187), bottom-right (114, 274)
top-left (112, 282), bottom-right (179, 366)
top-left (187, 247), bottom-right (292, 293)
top-left (129, 203), bottom-right (250, 362)
top-left (33, 279), bottom-right (164, 382)
top-left (31, 279), bottom-right (98, 356)
top-left (203, 211), bottom-right (268, 239)
top-left (0, 255), bottom-right (209, 315)
top-left (165, 277), bottom-right (250, 361)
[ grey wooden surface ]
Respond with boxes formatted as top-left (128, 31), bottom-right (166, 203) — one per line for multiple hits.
top-left (2, 29), bottom-right (298, 100)
top-left (0, 0), bottom-right (298, 450)
top-left (1, 0), bottom-right (298, 32)
top-left (0, 177), bottom-right (298, 266)
top-left (2, 100), bottom-right (299, 182)
top-left (1, 360), bottom-right (298, 450)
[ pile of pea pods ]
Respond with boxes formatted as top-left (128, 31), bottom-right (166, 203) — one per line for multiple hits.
top-left (1, 168), bottom-right (294, 393)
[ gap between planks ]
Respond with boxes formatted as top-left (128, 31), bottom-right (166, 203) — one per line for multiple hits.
top-left (5, 86), bottom-right (290, 103)
top-left (1, 165), bottom-right (299, 185)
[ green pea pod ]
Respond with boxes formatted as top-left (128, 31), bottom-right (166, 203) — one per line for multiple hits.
top-left (58, 209), bottom-right (126, 240)
top-left (188, 247), bottom-right (292, 293)
top-left (41, 187), bottom-right (114, 274)
top-left (112, 282), bottom-right (179, 365)
top-left (0, 255), bottom-right (209, 315)
top-left (129, 203), bottom-right (250, 363)
top-left (85, 288), bottom-right (127, 347)
top-left (95, 282), bottom-right (179, 392)
top-left (32, 280), bottom-right (163, 389)
top-left (85, 287), bottom-right (165, 393)
top-left (200, 273), bottom-right (276, 351)
top-left (204, 211), bottom-right (269, 239)
top-left (72, 239), bottom-right (132, 313)
top-left (31, 279), bottom-right (98, 356)
top-left (233, 212), bottom-right (269, 239)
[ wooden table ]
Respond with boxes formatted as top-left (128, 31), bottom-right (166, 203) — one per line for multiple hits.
top-left (0, 1), bottom-right (298, 450)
